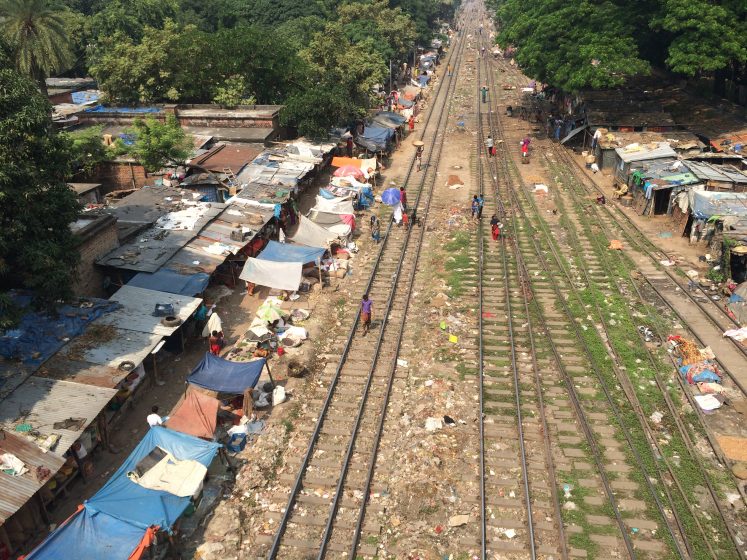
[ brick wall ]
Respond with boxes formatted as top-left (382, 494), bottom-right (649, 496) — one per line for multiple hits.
top-left (73, 215), bottom-right (120, 298)
top-left (92, 161), bottom-right (149, 193)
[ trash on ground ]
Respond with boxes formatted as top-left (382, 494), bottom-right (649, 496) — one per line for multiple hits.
top-left (425, 417), bottom-right (443, 431)
top-left (448, 514), bottom-right (470, 527)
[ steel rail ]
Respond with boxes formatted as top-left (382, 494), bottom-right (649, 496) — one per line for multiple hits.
top-left (479, 28), bottom-right (570, 560)
top-left (266, 18), bottom-right (469, 558)
top-left (553, 146), bottom-right (747, 397)
top-left (344, 25), bottom-right (472, 558)
top-left (485, 54), bottom-right (644, 560)
top-left (475, 38), bottom-right (536, 560)
top-left (497, 110), bottom-right (696, 558)
top-left (548, 146), bottom-right (746, 559)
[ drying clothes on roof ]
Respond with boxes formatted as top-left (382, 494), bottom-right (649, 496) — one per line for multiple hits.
top-left (127, 447), bottom-right (207, 497)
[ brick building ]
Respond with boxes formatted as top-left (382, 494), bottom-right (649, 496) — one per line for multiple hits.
top-left (70, 214), bottom-right (119, 297)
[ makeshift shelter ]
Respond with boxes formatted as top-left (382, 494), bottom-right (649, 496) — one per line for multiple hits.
top-left (627, 158), bottom-right (701, 216)
top-left (686, 161), bottom-right (747, 192)
top-left (613, 142), bottom-right (677, 185)
top-left (285, 215), bottom-right (340, 247)
top-left (311, 195), bottom-right (355, 215)
top-left (355, 125), bottom-right (394, 153)
top-left (330, 157), bottom-right (377, 178)
top-left (187, 353), bottom-right (266, 394)
top-left (239, 258), bottom-right (303, 291)
top-left (165, 389), bottom-right (220, 439)
top-left (258, 240), bottom-right (326, 264)
top-left (127, 269), bottom-right (210, 296)
top-left (84, 427), bottom-right (220, 529)
top-left (23, 507), bottom-right (154, 560)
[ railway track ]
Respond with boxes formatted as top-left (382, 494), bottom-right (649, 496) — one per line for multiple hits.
top-left (477, 20), bottom-right (699, 559)
top-left (260, 7), bottom-right (470, 558)
top-left (473, 36), bottom-right (567, 560)
top-left (483, 33), bottom-right (745, 558)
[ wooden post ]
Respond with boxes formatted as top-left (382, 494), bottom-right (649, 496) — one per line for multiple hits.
top-left (265, 361), bottom-right (275, 388)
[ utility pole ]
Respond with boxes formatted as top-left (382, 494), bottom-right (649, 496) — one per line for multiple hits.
top-left (389, 59), bottom-right (393, 93)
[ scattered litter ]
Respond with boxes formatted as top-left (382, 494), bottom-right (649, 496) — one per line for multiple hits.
top-left (563, 484), bottom-right (572, 498)
top-left (658, 232), bottom-right (673, 238)
top-left (609, 240), bottom-right (623, 250)
top-left (424, 379), bottom-right (434, 387)
top-left (272, 385), bottom-right (286, 407)
top-left (693, 394), bottom-right (721, 411)
top-left (649, 411), bottom-right (664, 424)
top-left (638, 325), bottom-right (655, 342)
top-left (533, 183), bottom-right (548, 194)
top-left (449, 335), bottom-right (458, 343)
top-left (425, 417), bottom-right (443, 431)
top-left (396, 359), bottom-right (408, 367)
top-left (448, 514), bottom-right (470, 527)
top-left (659, 259), bottom-right (675, 267)
top-left (443, 415), bottom-right (456, 426)
top-left (502, 528), bottom-right (517, 539)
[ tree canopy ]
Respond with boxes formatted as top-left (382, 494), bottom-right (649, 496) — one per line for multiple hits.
top-left (0, 0), bottom-right (75, 92)
top-left (496, 0), bottom-right (747, 92)
top-left (0, 62), bottom-right (81, 315)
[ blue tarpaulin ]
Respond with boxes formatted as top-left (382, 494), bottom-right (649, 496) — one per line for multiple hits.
top-left (24, 507), bottom-right (146, 560)
top-left (128, 269), bottom-right (210, 296)
top-left (356, 125), bottom-right (395, 152)
top-left (187, 353), bottom-right (266, 393)
top-left (0, 294), bottom-right (121, 368)
top-left (258, 240), bottom-right (326, 264)
top-left (418, 74), bottom-right (431, 87)
top-left (85, 427), bottom-right (221, 531)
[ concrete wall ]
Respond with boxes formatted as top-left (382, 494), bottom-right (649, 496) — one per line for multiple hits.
top-left (73, 215), bottom-right (120, 298)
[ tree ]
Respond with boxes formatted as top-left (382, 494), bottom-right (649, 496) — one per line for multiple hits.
top-left (497, 0), bottom-right (650, 91)
top-left (655, 0), bottom-right (747, 76)
top-left (282, 22), bottom-right (386, 136)
top-left (87, 0), bottom-right (180, 41)
top-left (213, 75), bottom-right (257, 107)
top-left (338, 0), bottom-right (417, 62)
top-left (62, 125), bottom-right (111, 178)
top-left (89, 20), bottom-right (212, 103)
top-left (129, 115), bottom-right (192, 172)
top-left (0, 63), bottom-right (81, 316)
top-left (0, 0), bottom-right (75, 94)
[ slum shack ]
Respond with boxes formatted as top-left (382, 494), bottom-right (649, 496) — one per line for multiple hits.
top-left (626, 158), bottom-right (701, 216)
top-left (594, 130), bottom-right (702, 171)
top-left (685, 160), bottom-right (747, 193)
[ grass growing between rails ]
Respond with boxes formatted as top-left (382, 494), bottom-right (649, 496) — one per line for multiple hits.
top-left (549, 162), bottom-right (741, 560)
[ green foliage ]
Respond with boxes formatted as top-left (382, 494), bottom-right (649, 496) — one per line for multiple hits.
top-left (129, 115), bottom-right (192, 172)
top-left (655, 0), bottom-right (747, 76)
top-left (338, 0), bottom-right (417, 61)
top-left (62, 125), bottom-right (116, 178)
top-left (495, 0), bottom-right (747, 90)
top-left (212, 75), bottom-right (256, 107)
top-left (0, 66), bottom-right (81, 313)
top-left (282, 21), bottom-right (386, 136)
top-left (0, 0), bottom-right (75, 92)
top-left (87, 0), bottom-right (180, 41)
top-left (497, 0), bottom-right (650, 91)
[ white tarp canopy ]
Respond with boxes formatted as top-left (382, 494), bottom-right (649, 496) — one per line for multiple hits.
top-left (312, 195), bottom-right (355, 215)
top-left (331, 176), bottom-right (368, 190)
top-left (286, 215), bottom-right (339, 247)
top-left (239, 258), bottom-right (302, 291)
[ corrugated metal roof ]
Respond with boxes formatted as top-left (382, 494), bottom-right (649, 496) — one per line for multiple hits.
top-left (686, 161), bottom-right (747, 185)
top-left (80, 328), bottom-right (163, 370)
top-left (189, 142), bottom-right (265, 174)
top-left (0, 430), bottom-right (66, 522)
top-left (0, 377), bottom-right (116, 457)
top-left (615, 142), bottom-right (677, 163)
top-left (105, 186), bottom-right (201, 226)
top-left (36, 355), bottom-right (125, 389)
top-left (95, 285), bottom-right (202, 336)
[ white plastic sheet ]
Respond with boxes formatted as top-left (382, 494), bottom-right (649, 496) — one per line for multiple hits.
top-left (239, 258), bottom-right (302, 291)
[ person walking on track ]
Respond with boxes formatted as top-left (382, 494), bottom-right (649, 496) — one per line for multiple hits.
top-left (360, 294), bottom-right (373, 336)
top-left (400, 187), bottom-right (408, 212)
top-left (477, 193), bottom-right (485, 219)
top-left (490, 214), bottom-right (501, 240)
top-left (471, 195), bottom-right (480, 221)
top-left (485, 134), bottom-right (494, 157)
top-left (370, 215), bottom-right (381, 244)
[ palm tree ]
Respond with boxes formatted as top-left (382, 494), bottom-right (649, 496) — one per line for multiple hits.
top-left (0, 0), bottom-right (74, 95)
